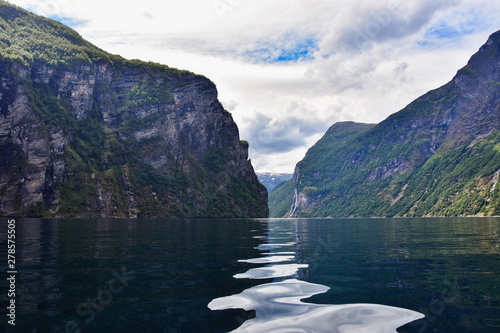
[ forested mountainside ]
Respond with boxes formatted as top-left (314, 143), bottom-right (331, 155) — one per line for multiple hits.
top-left (0, 1), bottom-right (268, 218)
top-left (270, 30), bottom-right (500, 218)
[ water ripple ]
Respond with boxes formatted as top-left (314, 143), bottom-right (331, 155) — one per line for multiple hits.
top-left (234, 264), bottom-right (309, 279)
top-left (238, 255), bottom-right (295, 264)
top-left (209, 279), bottom-right (424, 333)
top-left (209, 219), bottom-right (425, 332)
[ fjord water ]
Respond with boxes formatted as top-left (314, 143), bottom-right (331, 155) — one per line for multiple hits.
top-left (1, 218), bottom-right (499, 332)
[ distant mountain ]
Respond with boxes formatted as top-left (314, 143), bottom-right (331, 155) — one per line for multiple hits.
top-left (257, 172), bottom-right (293, 192)
top-left (0, 1), bottom-right (268, 218)
top-left (270, 30), bottom-right (500, 218)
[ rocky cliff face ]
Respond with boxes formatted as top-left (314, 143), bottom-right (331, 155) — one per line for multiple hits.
top-left (270, 30), bottom-right (500, 218)
top-left (0, 2), bottom-right (268, 218)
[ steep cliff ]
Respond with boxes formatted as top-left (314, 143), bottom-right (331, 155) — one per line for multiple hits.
top-left (270, 30), bottom-right (500, 218)
top-left (0, 2), bottom-right (268, 218)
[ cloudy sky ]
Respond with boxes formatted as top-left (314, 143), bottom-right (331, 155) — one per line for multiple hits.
top-left (9, 0), bottom-right (500, 173)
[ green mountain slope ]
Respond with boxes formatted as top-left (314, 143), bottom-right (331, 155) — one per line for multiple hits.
top-left (0, 1), bottom-right (268, 218)
top-left (269, 122), bottom-right (376, 217)
top-left (270, 30), bottom-right (500, 218)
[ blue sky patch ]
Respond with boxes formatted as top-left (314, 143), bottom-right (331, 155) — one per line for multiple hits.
top-left (417, 24), bottom-right (461, 48)
top-left (418, 9), bottom-right (488, 48)
top-left (49, 16), bottom-right (82, 29)
top-left (243, 35), bottom-right (319, 64)
top-left (275, 37), bottom-right (318, 62)
top-left (425, 25), bottom-right (461, 40)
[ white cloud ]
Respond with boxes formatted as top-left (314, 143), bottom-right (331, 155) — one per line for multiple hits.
top-left (9, 0), bottom-right (500, 173)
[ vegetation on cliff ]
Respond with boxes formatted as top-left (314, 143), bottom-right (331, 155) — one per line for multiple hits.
top-left (0, 1), bottom-right (188, 75)
top-left (0, 1), bottom-right (268, 218)
top-left (270, 30), bottom-right (500, 218)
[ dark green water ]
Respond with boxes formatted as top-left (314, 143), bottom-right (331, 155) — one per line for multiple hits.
top-left (1, 217), bottom-right (499, 332)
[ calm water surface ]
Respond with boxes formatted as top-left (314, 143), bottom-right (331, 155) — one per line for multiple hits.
top-left (1, 217), bottom-right (499, 332)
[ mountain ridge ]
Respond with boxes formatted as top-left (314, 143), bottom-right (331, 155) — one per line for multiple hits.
top-left (0, 1), bottom-right (268, 218)
top-left (270, 30), bottom-right (500, 218)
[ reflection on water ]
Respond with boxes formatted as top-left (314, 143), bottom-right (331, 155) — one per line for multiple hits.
top-left (0, 218), bottom-right (269, 333)
top-left (1, 217), bottom-right (499, 332)
top-left (233, 263), bottom-right (309, 279)
top-left (209, 219), bottom-right (424, 332)
top-left (210, 279), bottom-right (423, 333)
top-left (238, 255), bottom-right (295, 264)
